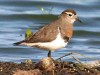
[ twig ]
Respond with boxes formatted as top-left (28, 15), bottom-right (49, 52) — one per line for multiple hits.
top-left (71, 56), bottom-right (99, 74)
top-left (56, 52), bottom-right (97, 62)
top-left (56, 52), bottom-right (73, 60)
top-left (72, 52), bottom-right (96, 60)
top-left (71, 56), bottom-right (82, 64)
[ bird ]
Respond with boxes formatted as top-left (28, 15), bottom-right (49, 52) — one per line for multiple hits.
top-left (14, 9), bottom-right (82, 57)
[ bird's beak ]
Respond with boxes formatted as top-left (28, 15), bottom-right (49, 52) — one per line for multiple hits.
top-left (77, 18), bottom-right (82, 23)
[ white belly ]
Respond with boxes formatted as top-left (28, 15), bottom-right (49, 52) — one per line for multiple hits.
top-left (20, 32), bottom-right (68, 51)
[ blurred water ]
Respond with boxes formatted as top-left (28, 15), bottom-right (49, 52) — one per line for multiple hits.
top-left (0, 0), bottom-right (100, 63)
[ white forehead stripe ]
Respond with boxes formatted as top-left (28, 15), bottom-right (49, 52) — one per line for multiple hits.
top-left (64, 12), bottom-right (73, 14)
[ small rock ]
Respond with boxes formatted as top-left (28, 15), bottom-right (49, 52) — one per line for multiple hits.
top-left (35, 57), bottom-right (55, 71)
top-left (24, 59), bottom-right (33, 64)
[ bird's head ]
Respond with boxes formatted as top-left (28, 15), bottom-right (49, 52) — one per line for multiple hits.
top-left (60, 9), bottom-right (82, 24)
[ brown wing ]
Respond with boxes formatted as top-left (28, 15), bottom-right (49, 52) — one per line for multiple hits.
top-left (25, 24), bottom-right (59, 43)
top-left (13, 25), bottom-right (71, 45)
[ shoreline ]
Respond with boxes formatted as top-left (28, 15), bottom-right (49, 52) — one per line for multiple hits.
top-left (0, 58), bottom-right (100, 75)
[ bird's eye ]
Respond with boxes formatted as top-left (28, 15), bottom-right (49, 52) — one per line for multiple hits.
top-left (67, 14), bottom-right (72, 16)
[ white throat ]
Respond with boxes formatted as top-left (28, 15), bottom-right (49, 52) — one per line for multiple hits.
top-left (71, 19), bottom-right (75, 24)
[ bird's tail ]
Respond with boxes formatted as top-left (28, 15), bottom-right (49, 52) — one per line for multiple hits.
top-left (13, 40), bottom-right (25, 46)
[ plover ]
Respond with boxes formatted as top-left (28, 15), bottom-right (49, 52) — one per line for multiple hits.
top-left (14, 9), bottom-right (81, 57)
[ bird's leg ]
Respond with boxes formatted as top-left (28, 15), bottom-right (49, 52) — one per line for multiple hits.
top-left (48, 51), bottom-right (51, 57)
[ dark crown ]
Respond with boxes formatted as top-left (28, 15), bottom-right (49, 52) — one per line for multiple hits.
top-left (61, 9), bottom-right (76, 15)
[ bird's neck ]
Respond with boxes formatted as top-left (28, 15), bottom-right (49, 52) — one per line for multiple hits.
top-left (59, 15), bottom-right (75, 25)
top-left (58, 17), bottom-right (73, 26)
top-left (56, 18), bottom-right (73, 38)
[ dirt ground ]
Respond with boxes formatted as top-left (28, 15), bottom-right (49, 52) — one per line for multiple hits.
top-left (0, 58), bottom-right (100, 75)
